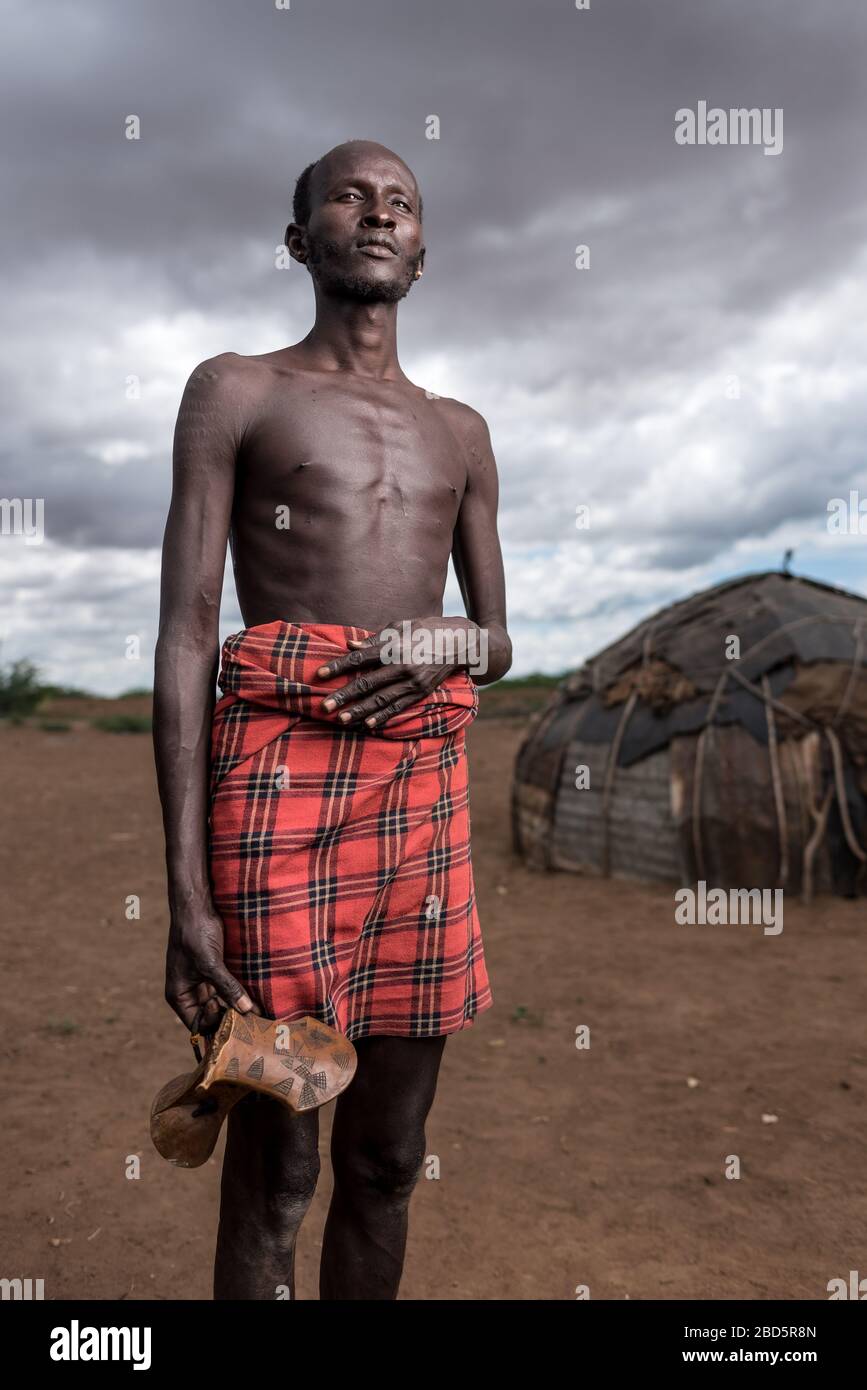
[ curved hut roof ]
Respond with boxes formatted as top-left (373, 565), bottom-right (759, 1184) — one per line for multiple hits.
top-left (567, 570), bottom-right (866, 697)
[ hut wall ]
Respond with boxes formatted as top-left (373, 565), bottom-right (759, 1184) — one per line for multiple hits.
top-left (551, 739), bottom-right (683, 881)
top-left (512, 698), bottom-right (591, 866)
top-left (512, 780), bottom-right (555, 867)
top-left (669, 727), bottom-right (833, 895)
top-left (544, 725), bottom-right (835, 894)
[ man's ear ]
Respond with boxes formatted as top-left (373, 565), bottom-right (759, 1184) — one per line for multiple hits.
top-left (416, 245), bottom-right (426, 278)
top-left (284, 222), bottom-right (308, 265)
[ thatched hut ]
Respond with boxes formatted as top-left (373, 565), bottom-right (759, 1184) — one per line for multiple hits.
top-left (512, 572), bottom-right (867, 899)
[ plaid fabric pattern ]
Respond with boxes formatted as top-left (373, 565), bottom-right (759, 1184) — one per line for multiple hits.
top-left (208, 621), bottom-right (493, 1040)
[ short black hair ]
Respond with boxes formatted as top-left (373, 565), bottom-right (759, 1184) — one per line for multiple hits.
top-left (292, 159), bottom-right (320, 227)
top-left (291, 156), bottom-right (423, 227)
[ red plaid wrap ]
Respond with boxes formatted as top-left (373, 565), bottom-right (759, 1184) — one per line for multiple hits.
top-left (208, 621), bottom-right (493, 1040)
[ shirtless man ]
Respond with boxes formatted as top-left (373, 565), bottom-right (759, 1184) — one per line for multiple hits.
top-left (153, 139), bottom-right (511, 1300)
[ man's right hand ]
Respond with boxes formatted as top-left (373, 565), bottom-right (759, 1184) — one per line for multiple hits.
top-left (165, 908), bottom-right (257, 1034)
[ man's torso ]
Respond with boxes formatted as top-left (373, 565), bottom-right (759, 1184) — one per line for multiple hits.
top-left (227, 349), bottom-right (474, 631)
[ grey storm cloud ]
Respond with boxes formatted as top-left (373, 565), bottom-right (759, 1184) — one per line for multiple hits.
top-left (2, 0), bottom-right (867, 689)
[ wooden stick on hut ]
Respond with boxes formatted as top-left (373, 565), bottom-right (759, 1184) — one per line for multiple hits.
top-left (762, 674), bottom-right (789, 888)
top-left (600, 690), bottom-right (638, 878)
top-left (803, 786), bottom-right (833, 906)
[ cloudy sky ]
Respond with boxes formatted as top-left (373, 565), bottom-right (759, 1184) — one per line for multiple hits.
top-left (2, 0), bottom-right (866, 692)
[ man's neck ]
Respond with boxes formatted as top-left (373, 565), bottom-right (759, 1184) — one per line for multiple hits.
top-left (300, 293), bottom-right (404, 381)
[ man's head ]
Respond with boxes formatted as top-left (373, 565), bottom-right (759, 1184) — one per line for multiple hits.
top-left (285, 140), bottom-right (424, 304)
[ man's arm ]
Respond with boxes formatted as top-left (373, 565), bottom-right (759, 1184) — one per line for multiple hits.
top-left (153, 354), bottom-right (255, 1029)
top-left (448, 404), bottom-right (511, 687)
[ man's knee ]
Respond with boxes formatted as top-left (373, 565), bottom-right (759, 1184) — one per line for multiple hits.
top-left (223, 1099), bottom-right (321, 1236)
top-left (334, 1135), bottom-right (427, 1204)
top-left (263, 1151), bottom-right (321, 1234)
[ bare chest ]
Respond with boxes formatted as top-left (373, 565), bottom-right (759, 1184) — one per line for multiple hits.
top-left (239, 381), bottom-right (467, 518)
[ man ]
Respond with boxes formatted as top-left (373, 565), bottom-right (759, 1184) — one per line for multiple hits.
top-left (153, 139), bottom-right (511, 1300)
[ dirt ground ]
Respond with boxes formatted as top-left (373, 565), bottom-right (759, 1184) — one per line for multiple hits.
top-left (3, 713), bottom-right (866, 1301)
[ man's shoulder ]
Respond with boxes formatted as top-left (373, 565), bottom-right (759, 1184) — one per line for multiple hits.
top-left (190, 344), bottom-right (339, 398)
top-left (180, 351), bottom-right (286, 430)
top-left (429, 393), bottom-right (492, 450)
top-left (185, 350), bottom-right (272, 395)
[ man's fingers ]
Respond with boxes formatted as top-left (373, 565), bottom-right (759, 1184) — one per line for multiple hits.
top-left (362, 665), bottom-right (458, 726)
top-left (317, 627), bottom-right (396, 682)
top-left (194, 990), bottom-right (225, 1034)
top-left (317, 644), bottom-right (381, 682)
top-left (363, 688), bottom-right (425, 727)
top-left (166, 976), bottom-right (208, 1031)
top-left (199, 959), bottom-right (256, 1015)
top-left (167, 995), bottom-right (203, 1031)
top-left (167, 976), bottom-right (255, 1032)
top-left (323, 664), bottom-right (400, 712)
top-left (335, 680), bottom-right (418, 725)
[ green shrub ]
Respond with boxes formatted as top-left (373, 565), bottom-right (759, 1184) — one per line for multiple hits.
top-left (0, 659), bottom-right (44, 717)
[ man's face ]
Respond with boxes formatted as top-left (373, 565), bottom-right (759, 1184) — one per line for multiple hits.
top-left (296, 149), bottom-right (424, 303)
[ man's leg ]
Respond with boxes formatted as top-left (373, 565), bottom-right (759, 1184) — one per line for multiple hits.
top-left (214, 1092), bottom-right (320, 1300)
top-left (319, 1035), bottom-right (447, 1300)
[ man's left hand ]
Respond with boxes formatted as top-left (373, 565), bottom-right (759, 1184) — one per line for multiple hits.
top-left (317, 616), bottom-right (478, 728)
